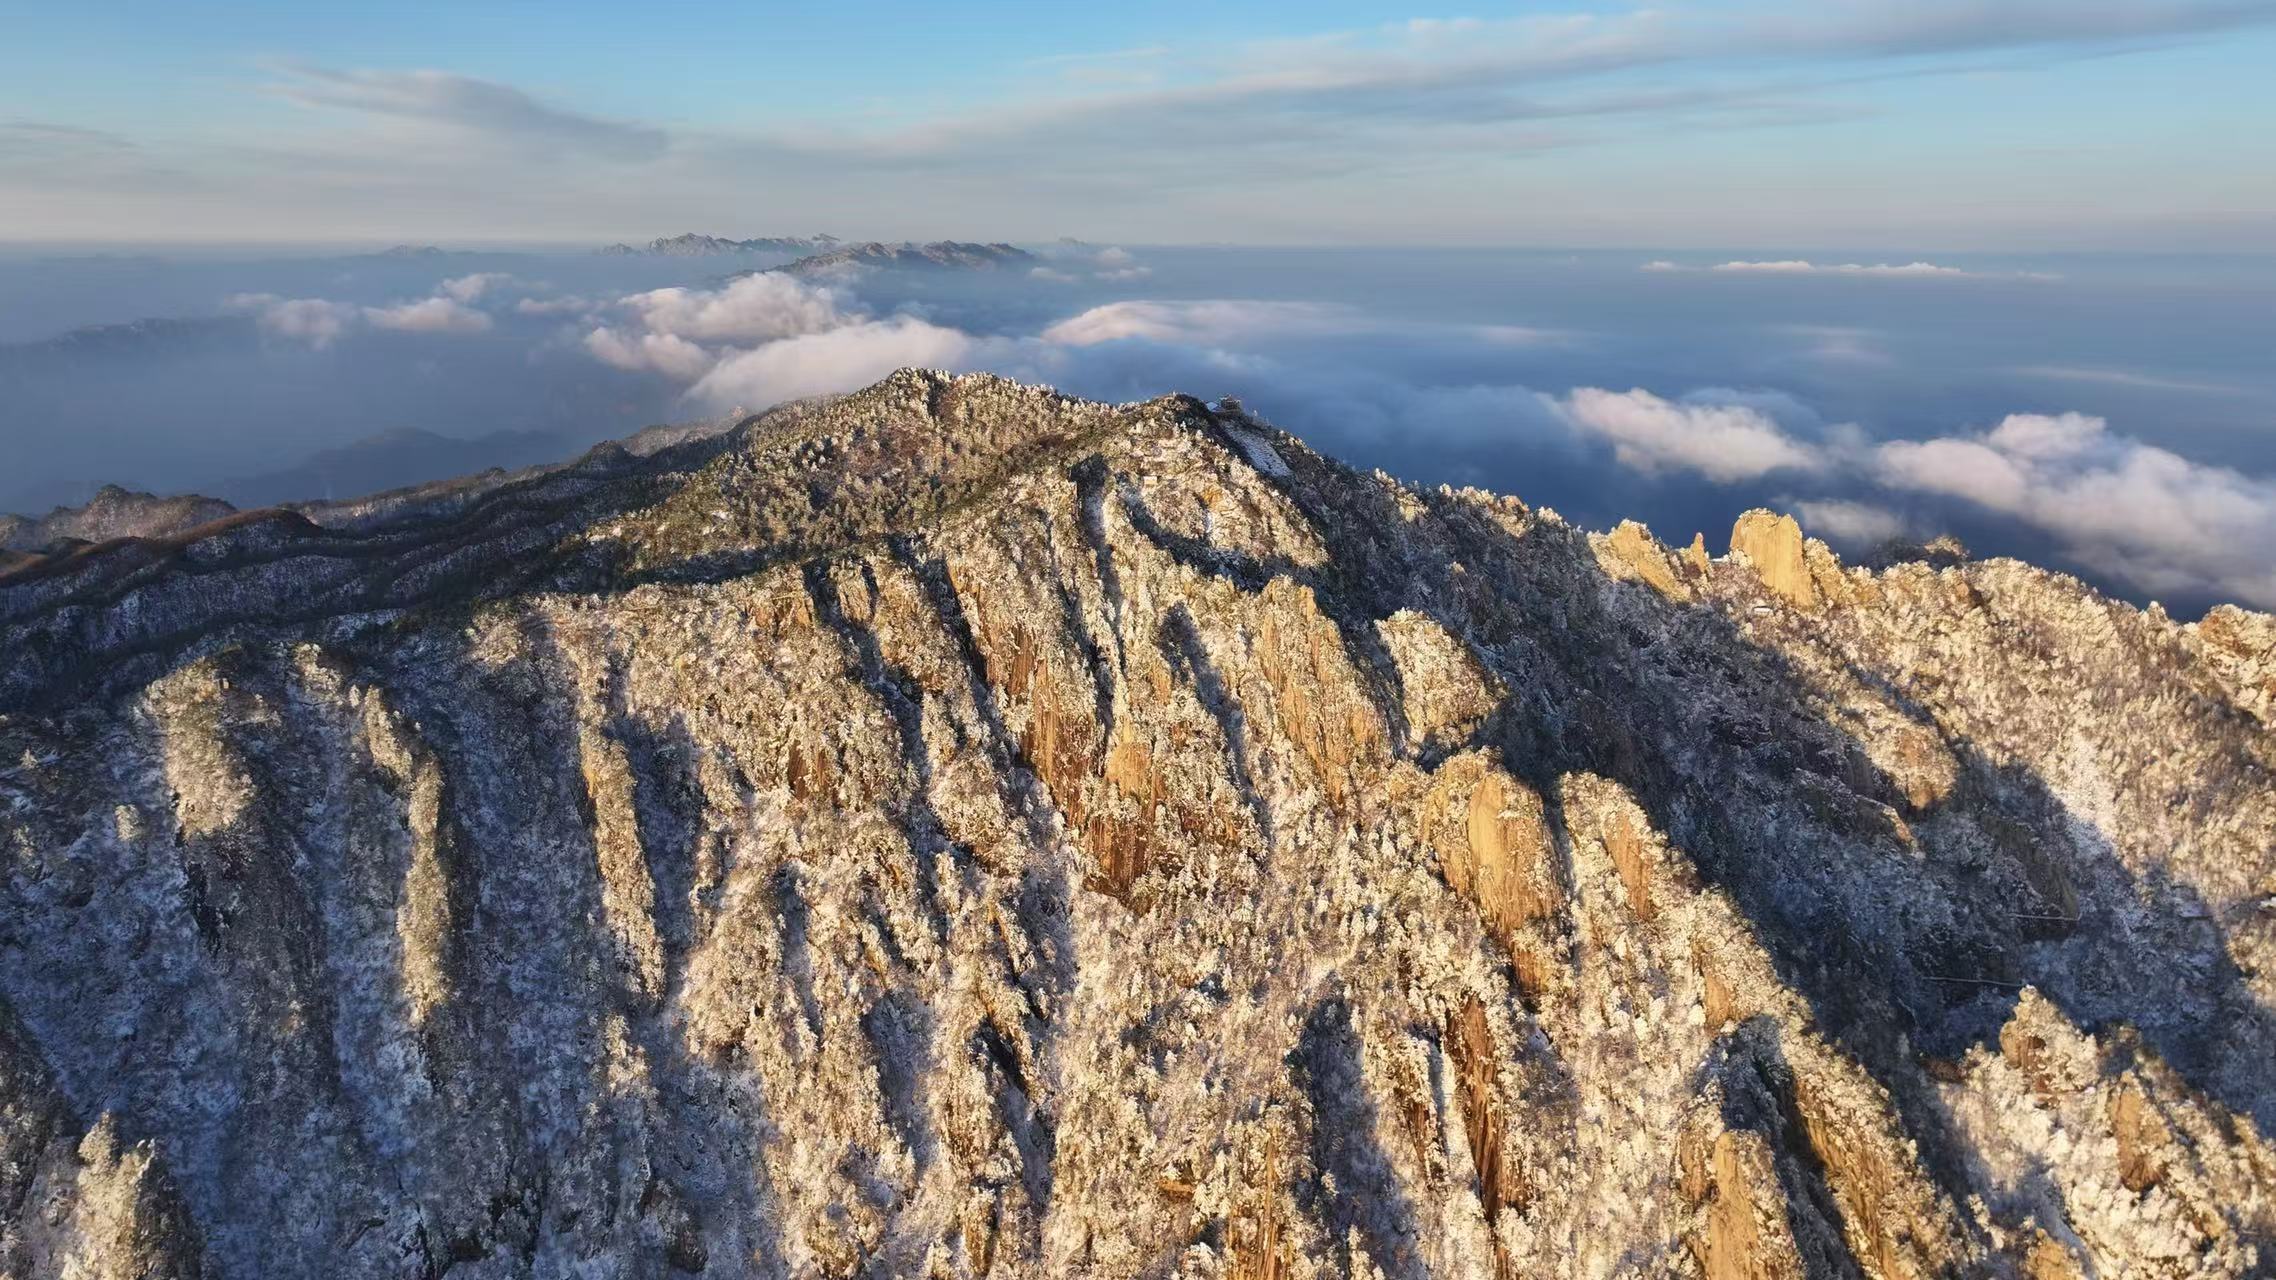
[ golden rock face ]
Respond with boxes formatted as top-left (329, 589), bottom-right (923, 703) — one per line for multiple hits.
top-left (1729, 508), bottom-right (1817, 609)
top-left (0, 370), bottom-right (2271, 1279)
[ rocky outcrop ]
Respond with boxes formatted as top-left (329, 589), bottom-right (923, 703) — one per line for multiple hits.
top-left (0, 370), bottom-right (2271, 1277)
top-left (0, 1002), bottom-right (205, 1279)
top-left (0, 486), bottom-right (235, 554)
top-left (2194, 603), bottom-right (2276, 727)
top-left (1727, 509), bottom-right (1815, 609)
top-left (1595, 520), bottom-right (1689, 598)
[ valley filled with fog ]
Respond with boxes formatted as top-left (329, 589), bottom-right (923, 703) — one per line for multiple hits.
top-left (4, 241), bottom-right (2273, 613)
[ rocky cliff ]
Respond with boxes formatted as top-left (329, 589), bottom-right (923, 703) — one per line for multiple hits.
top-left (0, 371), bottom-right (2271, 1278)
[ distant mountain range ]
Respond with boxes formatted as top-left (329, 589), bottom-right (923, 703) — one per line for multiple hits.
top-left (596, 232), bottom-right (843, 257)
top-left (775, 239), bottom-right (1037, 277)
top-left (0, 412), bottom-right (754, 566)
top-left (0, 485), bottom-right (236, 555)
top-left (356, 244), bottom-right (507, 261)
top-left (218, 426), bottom-right (575, 508)
top-left (0, 315), bottom-right (257, 368)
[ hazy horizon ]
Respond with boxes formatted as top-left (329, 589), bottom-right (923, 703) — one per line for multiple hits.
top-left (6, 1), bottom-right (2274, 615)
top-left (5, 238), bottom-right (2272, 618)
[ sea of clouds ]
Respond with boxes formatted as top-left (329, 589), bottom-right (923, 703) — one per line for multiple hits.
top-left (5, 245), bottom-right (2272, 612)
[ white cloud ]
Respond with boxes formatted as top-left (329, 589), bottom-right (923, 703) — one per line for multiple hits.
top-left (439, 272), bottom-right (513, 302)
top-left (1476, 324), bottom-right (1567, 347)
top-left (1015, 297), bottom-right (1564, 379)
top-left (686, 316), bottom-right (990, 411)
top-left (545, 268), bottom-right (2276, 608)
top-left (515, 294), bottom-right (596, 316)
top-left (583, 327), bottom-right (715, 379)
top-left (1041, 299), bottom-right (1372, 346)
top-left (1558, 386), bottom-right (1823, 482)
top-left (232, 285), bottom-right (502, 344)
top-left (1794, 498), bottom-right (1905, 547)
top-left (571, 271), bottom-right (865, 388)
top-left (1721, 259), bottom-right (1968, 277)
top-left (1778, 323), bottom-right (1889, 364)
top-left (1032, 243), bottom-right (1150, 280)
top-left (363, 296), bottom-right (493, 333)
top-left (797, 259), bottom-right (872, 284)
top-left (229, 293), bottom-right (362, 348)
top-left (1874, 411), bottom-right (2276, 604)
top-left (617, 273), bottom-right (849, 343)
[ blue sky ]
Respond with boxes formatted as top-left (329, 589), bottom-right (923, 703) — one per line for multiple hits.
top-left (4, 1), bottom-right (2275, 245)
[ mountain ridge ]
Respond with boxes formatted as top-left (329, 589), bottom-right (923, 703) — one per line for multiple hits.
top-left (597, 233), bottom-right (843, 257)
top-left (0, 370), bottom-right (2271, 1277)
top-left (775, 240), bottom-right (1038, 277)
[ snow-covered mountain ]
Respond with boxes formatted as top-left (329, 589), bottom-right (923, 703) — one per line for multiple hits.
top-left (1, 371), bottom-right (2271, 1277)
top-left (597, 233), bottom-right (843, 257)
top-left (777, 240), bottom-right (1037, 277)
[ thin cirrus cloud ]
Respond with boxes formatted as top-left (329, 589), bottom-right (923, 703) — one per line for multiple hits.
top-left (0, 119), bottom-right (140, 157)
top-left (1751, 0), bottom-right (2276, 57)
top-left (261, 63), bottom-right (669, 161)
top-left (2009, 364), bottom-right (2260, 398)
top-left (742, 0), bottom-right (2276, 178)
top-left (1033, 2), bottom-right (2272, 127)
top-left (1643, 259), bottom-right (2058, 280)
top-left (10, 1), bottom-right (2271, 241)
